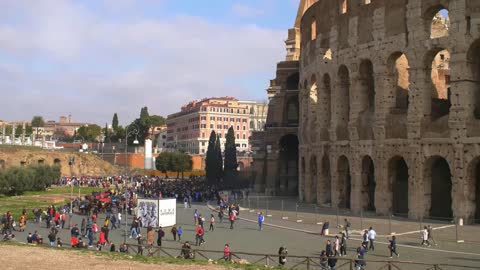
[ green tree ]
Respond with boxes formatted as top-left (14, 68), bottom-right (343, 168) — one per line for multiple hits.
top-left (112, 113), bottom-right (119, 131)
top-left (31, 116), bottom-right (45, 139)
top-left (224, 127), bottom-right (238, 183)
top-left (155, 152), bottom-right (172, 177)
top-left (215, 134), bottom-right (223, 183)
top-left (171, 152), bottom-right (192, 178)
top-left (77, 124), bottom-right (102, 142)
top-left (205, 131), bottom-right (218, 184)
top-left (149, 115), bottom-right (166, 127)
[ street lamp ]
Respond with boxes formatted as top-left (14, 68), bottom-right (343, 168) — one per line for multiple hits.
top-left (124, 124), bottom-right (139, 242)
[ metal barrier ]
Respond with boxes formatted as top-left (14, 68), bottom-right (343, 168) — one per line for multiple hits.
top-left (125, 244), bottom-right (479, 270)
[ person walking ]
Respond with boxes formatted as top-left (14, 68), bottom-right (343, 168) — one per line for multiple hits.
top-left (278, 246), bottom-right (288, 267)
top-left (362, 230), bottom-right (369, 250)
top-left (198, 214), bottom-right (205, 229)
top-left (218, 209), bottom-right (224, 223)
top-left (334, 235), bottom-right (340, 256)
top-left (229, 211), bottom-right (235, 229)
top-left (195, 225), bottom-right (205, 246)
top-left (368, 227), bottom-right (376, 251)
top-left (321, 221), bottom-right (329, 236)
top-left (388, 235), bottom-right (399, 258)
top-left (421, 226), bottom-right (430, 247)
top-left (344, 218), bottom-right (351, 239)
top-left (340, 232), bottom-right (347, 256)
top-left (177, 226), bottom-right (183, 241)
top-left (156, 226), bottom-right (165, 247)
top-left (194, 209), bottom-right (199, 226)
top-left (80, 218), bottom-right (86, 236)
top-left (258, 212), bottom-right (265, 231)
top-left (171, 225), bottom-right (178, 241)
top-left (209, 214), bottom-right (215, 231)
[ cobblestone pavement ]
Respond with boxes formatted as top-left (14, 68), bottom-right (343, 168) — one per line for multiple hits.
top-left (9, 201), bottom-right (480, 270)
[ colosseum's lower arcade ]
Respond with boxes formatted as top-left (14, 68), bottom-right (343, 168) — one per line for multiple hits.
top-left (297, 0), bottom-right (480, 223)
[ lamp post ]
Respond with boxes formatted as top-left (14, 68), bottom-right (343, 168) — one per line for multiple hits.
top-left (124, 124), bottom-right (139, 242)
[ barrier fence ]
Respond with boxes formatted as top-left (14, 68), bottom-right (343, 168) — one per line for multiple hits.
top-left (125, 244), bottom-right (479, 270)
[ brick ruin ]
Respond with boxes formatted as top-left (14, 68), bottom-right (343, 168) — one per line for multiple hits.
top-left (253, 0), bottom-right (480, 223)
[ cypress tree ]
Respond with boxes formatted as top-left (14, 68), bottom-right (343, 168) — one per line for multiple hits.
top-left (224, 127), bottom-right (238, 183)
top-left (112, 113), bottom-right (119, 131)
top-left (205, 131), bottom-right (217, 184)
top-left (215, 134), bottom-right (223, 183)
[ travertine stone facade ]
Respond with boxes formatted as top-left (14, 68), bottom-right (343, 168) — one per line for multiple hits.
top-left (297, 0), bottom-right (480, 223)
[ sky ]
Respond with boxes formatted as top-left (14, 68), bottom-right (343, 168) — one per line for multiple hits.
top-left (0, 0), bottom-right (298, 125)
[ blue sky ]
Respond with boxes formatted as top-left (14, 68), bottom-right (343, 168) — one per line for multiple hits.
top-left (0, 0), bottom-right (298, 124)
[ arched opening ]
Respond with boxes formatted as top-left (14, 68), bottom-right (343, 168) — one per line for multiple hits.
top-left (430, 8), bottom-right (450, 39)
top-left (386, 52), bottom-right (409, 139)
top-left (319, 74), bottom-right (332, 141)
top-left (286, 72), bottom-right (300, 90)
top-left (323, 48), bottom-right (332, 61)
top-left (467, 39), bottom-right (480, 124)
top-left (20, 161), bottom-right (26, 167)
top-left (430, 49), bottom-right (451, 121)
top-left (38, 159), bottom-right (45, 165)
top-left (357, 60), bottom-right (375, 140)
top-left (0, 160), bottom-right (5, 169)
top-left (336, 66), bottom-right (350, 140)
top-left (285, 96), bottom-right (299, 127)
top-left (320, 155), bottom-right (332, 206)
top-left (424, 156), bottom-right (453, 219)
top-left (337, 156), bottom-right (351, 209)
top-left (361, 156), bottom-right (376, 211)
top-left (53, 158), bottom-right (61, 166)
top-left (309, 75), bottom-right (318, 143)
top-left (467, 158), bottom-right (480, 223)
top-left (279, 134), bottom-right (299, 196)
top-left (389, 156), bottom-right (409, 216)
top-left (308, 155), bottom-right (318, 203)
top-left (311, 17), bottom-right (317, 41)
top-left (237, 162), bottom-right (245, 171)
top-left (340, 0), bottom-right (347, 14)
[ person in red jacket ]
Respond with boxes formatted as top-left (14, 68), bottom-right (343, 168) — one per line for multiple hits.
top-left (229, 212), bottom-right (235, 230)
top-left (195, 225), bottom-right (205, 246)
top-left (223, 244), bottom-right (230, 261)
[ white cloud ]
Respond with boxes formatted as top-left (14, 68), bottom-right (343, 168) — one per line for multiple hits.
top-left (231, 3), bottom-right (265, 18)
top-left (0, 0), bottom-right (285, 124)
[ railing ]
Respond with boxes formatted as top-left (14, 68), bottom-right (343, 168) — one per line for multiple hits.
top-left (125, 244), bottom-right (478, 270)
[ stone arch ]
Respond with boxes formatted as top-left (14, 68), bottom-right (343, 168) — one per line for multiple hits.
top-left (361, 155), bottom-right (376, 211)
top-left (319, 154), bottom-right (332, 206)
top-left (388, 156), bottom-right (409, 216)
top-left (37, 159), bottom-right (45, 165)
top-left (279, 134), bottom-right (299, 196)
top-left (337, 155), bottom-right (351, 209)
top-left (286, 72), bottom-right (300, 90)
top-left (425, 6), bottom-right (450, 39)
top-left (0, 159), bottom-right (5, 169)
top-left (237, 161), bottom-right (245, 171)
top-left (467, 39), bottom-right (480, 124)
top-left (319, 74), bottom-right (332, 141)
top-left (427, 48), bottom-right (451, 122)
top-left (309, 75), bottom-right (318, 143)
top-left (467, 157), bottom-right (480, 223)
top-left (301, 79), bottom-right (310, 143)
top-left (386, 52), bottom-right (409, 139)
top-left (53, 158), bottom-right (61, 166)
top-left (307, 155), bottom-right (318, 203)
top-left (285, 96), bottom-right (299, 127)
top-left (424, 156), bottom-right (453, 219)
top-left (336, 65), bottom-right (350, 140)
top-left (357, 60), bottom-right (375, 140)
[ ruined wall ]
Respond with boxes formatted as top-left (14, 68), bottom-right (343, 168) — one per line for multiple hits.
top-left (0, 149), bottom-right (120, 176)
top-left (298, 0), bottom-right (480, 223)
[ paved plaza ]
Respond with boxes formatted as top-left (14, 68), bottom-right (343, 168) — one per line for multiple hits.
top-left (8, 199), bottom-right (480, 269)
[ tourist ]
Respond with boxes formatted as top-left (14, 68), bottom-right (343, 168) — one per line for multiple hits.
top-left (146, 226), bottom-right (154, 245)
top-left (110, 214), bottom-right (117, 230)
top-left (328, 252), bottom-right (337, 269)
top-left (334, 235), bottom-right (340, 256)
top-left (171, 224), bottom-right (178, 241)
top-left (362, 230), bottom-right (369, 250)
top-left (320, 250), bottom-right (328, 269)
top-left (56, 237), bottom-right (63, 247)
top-left (421, 226), bottom-right (430, 247)
top-left (60, 212), bottom-right (66, 229)
top-left (110, 241), bottom-right (116, 252)
top-left (87, 227), bottom-right (94, 247)
top-left (427, 225), bottom-right (437, 246)
top-left (344, 218), bottom-right (351, 239)
top-left (48, 228), bottom-right (57, 247)
top-left (321, 221), bottom-right (329, 236)
top-left (209, 214), bottom-right (215, 231)
top-left (368, 227), bottom-right (376, 251)
top-left (229, 211), bottom-right (235, 229)
top-left (218, 209), bottom-right (224, 223)
top-left (156, 226), bottom-right (165, 246)
top-left (180, 241), bottom-right (193, 259)
top-left (258, 212), bottom-right (265, 231)
top-left (278, 246), bottom-right (287, 266)
top-left (325, 240), bottom-right (333, 256)
top-left (184, 197), bottom-right (188, 209)
top-left (224, 244), bottom-right (231, 261)
top-left (340, 232), bottom-right (347, 256)
top-left (194, 209), bottom-right (199, 225)
top-left (177, 226), bottom-right (183, 241)
top-left (19, 215), bottom-right (25, 232)
top-left (27, 232), bottom-right (33, 244)
top-left (355, 246), bottom-right (366, 270)
top-left (388, 235), bottom-right (399, 258)
top-left (80, 218), bottom-right (86, 236)
top-left (195, 225), bottom-right (205, 246)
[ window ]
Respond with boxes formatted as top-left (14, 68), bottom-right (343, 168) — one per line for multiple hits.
top-left (201, 142), bottom-right (205, 146)
top-left (236, 118), bottom-right (241, 122)
top-left (242, 119), bottom-right (247, 123)
top-left (202, 132), bottom-right (205, 138)
top-left (201, 116), bottom-right (206, 120)
top-left (217, 125), bottom-right (222, 129)
top-left (210, 124), bottom-right (214, 129)
top-left (243, 134), bottom-right (246, 139)
top-left (237, 109), bottom-right (240, 113)
top-left (236, 134), bottom-right (240, 139)
top-left (224, 125), bottom-right (228, 129)
top-left (243, 126), bottom-right (246, 130)
top-left (236, 126), bottom-right (240, 130)
top-left (218, 117), bottom-right (223, 121)
top-left (224, 117), bottom-right (228, 121)
top-left (230, 118), bottom-right (235, 122)
top-left (311, 17), bottom-right (317, 40)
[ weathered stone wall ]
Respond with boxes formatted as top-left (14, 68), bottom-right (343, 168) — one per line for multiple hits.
top-left (0, 149), bottom-right (120, 176)
top-left (297, 0), bottom-right (480, 222)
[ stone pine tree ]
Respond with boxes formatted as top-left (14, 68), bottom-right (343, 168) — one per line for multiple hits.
top-left (215, 134), bottom-right (223, 183)
top-left (205, 130), bottom-right (218, 184)
top-left (224, 127), bottom-right (238, 183)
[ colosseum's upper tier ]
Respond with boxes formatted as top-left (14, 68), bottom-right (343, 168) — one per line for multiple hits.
top-left (297, 0), bottom-right (480, 223)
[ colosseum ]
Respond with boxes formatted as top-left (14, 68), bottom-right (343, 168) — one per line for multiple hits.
top-left (252, 0), bottom-right (480, 224)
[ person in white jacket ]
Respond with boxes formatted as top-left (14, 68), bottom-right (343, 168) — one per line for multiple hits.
top-left (421, 226), bottom-right (430, 247)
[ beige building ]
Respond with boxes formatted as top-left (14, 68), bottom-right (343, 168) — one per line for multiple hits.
top-left (166, 97), bottom-right (267, 155)
top-left (253, 0), bottom-right (480, 224)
